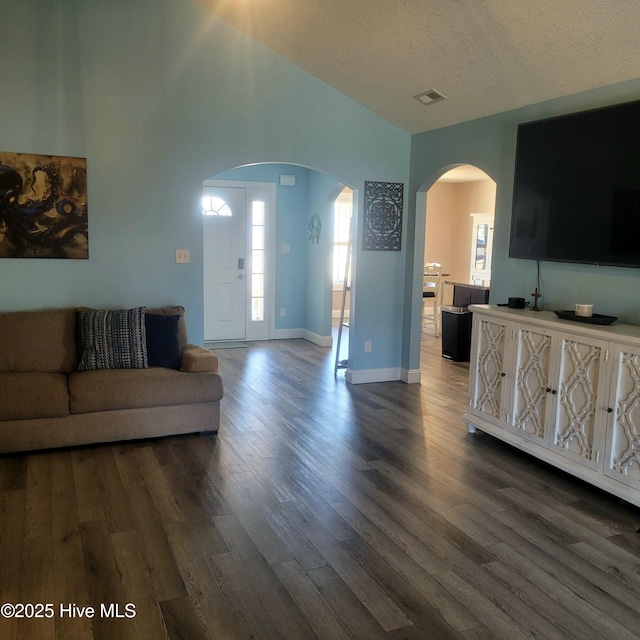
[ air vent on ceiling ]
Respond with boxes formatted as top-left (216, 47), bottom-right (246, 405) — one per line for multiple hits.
top-left (413, 89), bottom-right (446, 106)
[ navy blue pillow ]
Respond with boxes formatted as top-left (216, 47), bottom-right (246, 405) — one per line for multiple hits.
top-left (144, 313), bottom-right (181, 369)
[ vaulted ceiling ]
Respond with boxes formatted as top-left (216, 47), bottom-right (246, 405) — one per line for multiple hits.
top-left (195, 0), bottom-right (640, 134)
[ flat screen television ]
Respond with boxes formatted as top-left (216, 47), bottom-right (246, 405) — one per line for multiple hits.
top-left (509, 99), bottom-right (640, 268)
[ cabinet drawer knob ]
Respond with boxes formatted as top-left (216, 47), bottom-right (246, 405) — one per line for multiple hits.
top-left (607, 407), bottom-right (613, 413)
top-left (551, 389), bottom-right (557, 395)
top-left (546, 387), bottom-right (551, 393)
top-left (501, 372), bottom-right (505, 377)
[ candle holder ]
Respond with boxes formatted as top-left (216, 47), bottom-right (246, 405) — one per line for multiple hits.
top-left (531, 260), bottom-right (543, 311)
top-left (531, 287), bottom-right (542, 311)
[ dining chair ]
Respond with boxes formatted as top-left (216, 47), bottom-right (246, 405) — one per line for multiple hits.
top-left (422, 263), bottom-right (444, 336)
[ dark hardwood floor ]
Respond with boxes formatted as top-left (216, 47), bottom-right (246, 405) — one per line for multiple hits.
top-left (2, 333), bottom-right (640, 639)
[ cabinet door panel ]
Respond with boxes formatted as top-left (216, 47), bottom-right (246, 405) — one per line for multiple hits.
top-left (550, 334), bottom-right (608, 469)
top-left (470, 318), bottom-right (508, 426)
top-left (605, 346), bottom-right (640, 490)
top-left (508, 326), bottom-right (554, 445)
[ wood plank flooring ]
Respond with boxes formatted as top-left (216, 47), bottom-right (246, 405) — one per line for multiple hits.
top-left (1, 334), bottom-right (640, 639)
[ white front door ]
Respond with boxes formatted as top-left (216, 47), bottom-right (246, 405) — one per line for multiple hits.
top-left (203, 186), bottom-right (246, 341)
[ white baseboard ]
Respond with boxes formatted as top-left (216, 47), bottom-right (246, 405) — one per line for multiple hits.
top-left (272, 328), bottom-right (332, 347)
top-left (401, 368), bottom-right (421, 384)
top-left (302, 330), bottom-right (332, 347)
top-left (273, 328), bottom-right (303, 339)
top-left (346, 367), bottom-right (402, 384)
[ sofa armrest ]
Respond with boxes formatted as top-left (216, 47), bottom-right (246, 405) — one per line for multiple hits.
top-left (180, 344), bottom-right (219, 373)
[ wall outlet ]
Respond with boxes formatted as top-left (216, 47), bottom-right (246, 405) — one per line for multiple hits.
top-left (364, 340), bottom-right (372, 353)
top-left (280, 308), bottom-right (286, 317)
top-left (176, 249), bottom-right (190, 264)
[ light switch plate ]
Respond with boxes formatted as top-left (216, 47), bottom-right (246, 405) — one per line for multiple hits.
top-left (176, 249), bottom-right (190, 263)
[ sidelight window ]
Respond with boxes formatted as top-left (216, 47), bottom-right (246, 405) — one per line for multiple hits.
top-left (251, 200), bottom-right (265, 321)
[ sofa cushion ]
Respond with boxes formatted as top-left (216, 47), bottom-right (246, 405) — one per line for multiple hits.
top-left (0, 309), bottom-right (78, 373)
top-left (0, 372), bottom-right (70, 420)
top-left (69, 368), bottom-right (224, 414)
top-left (145, 313), bottom-right (181, 369)
top-left (146, 306), bottom-right (187, 349)
top-left (77, 307), bottom-right (149, 371)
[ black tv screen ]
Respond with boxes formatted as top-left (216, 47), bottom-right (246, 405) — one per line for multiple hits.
top-left (509, 99), bottom-right (640, 268)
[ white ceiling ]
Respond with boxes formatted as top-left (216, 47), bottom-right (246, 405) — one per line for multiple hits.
top-left (195, 0), bottom-right (640, 134)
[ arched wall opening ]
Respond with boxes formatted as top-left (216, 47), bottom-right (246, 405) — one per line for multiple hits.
top-left (412, 164), bottom-right (497, 373)
top-left (201, 161), bottom-right (358, 370)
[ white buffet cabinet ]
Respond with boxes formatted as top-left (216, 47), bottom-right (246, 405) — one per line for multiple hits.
top-left (464, 304), bottom-right (640, 508)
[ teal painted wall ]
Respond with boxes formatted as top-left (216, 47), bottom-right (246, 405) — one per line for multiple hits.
top-left (8, 0), bottom-right (637, 378)
top-left (405, 78), bottom-right (640, 371)
top-left (1, 0), bottom-right (410, 368)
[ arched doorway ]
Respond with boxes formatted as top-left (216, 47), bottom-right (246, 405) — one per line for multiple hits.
top-left (416, 164), bottom-right (496, 371)
top-left (201, 163), bottom-right (357, 372)
top-left (423, 165), bottom-right (496, 310)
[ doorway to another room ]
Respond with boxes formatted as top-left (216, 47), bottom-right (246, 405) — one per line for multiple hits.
top-left (332, 186), bottom-right (353, 372)
top-left (422, 165), bottom-right (496, 346)
top-left (202, 166), bottom-right (354, 370)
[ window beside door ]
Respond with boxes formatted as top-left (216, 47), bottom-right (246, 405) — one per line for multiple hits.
top-left (251, 200), bottom-right (265, 322)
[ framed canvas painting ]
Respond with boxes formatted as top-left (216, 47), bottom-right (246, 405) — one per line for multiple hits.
top-left (0, 151), bottom-right (88, 258)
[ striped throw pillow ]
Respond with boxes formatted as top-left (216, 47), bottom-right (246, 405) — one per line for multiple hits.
top-left (77, 307), bottom-right (149, 371)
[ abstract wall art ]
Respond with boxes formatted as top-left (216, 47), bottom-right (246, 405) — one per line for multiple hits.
top-left (363, 181), bottom-right (403, 251)
top-left (0, 151), bottom-right (88, 258)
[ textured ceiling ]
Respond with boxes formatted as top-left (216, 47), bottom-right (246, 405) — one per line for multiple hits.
top-left (194, 0), bottom-right (640, 134)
